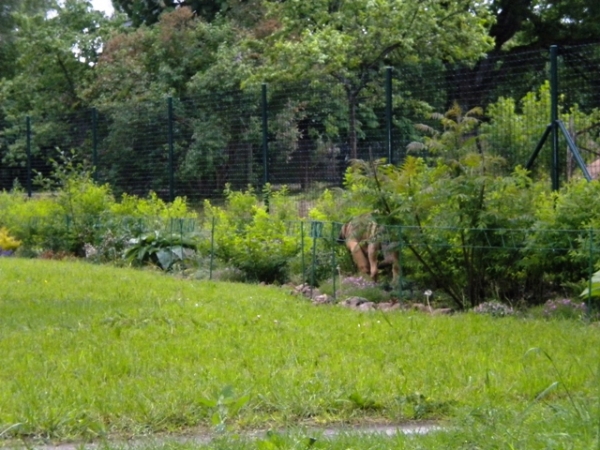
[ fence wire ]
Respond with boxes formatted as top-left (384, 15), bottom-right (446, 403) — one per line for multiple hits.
top-left (2, 43), bottom-right (600, 202)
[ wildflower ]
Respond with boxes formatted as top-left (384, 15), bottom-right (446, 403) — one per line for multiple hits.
top-left (473, 301), bottom-right (514, 317)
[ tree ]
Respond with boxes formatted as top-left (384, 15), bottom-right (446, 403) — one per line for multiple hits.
top-left (447, 0), bottom-right (600, 114)
top-left (0, 0), bottom-right (111, 189)
top-left (489, 0), bottom-right (600, 52)
top-left (111, 0), bottom-right (230, 25)
top-left (84, 8), bottom-right (248, 197)
top-left (0, 0), bottom-right (51, 79)
top-left (246, 0), bottom-right (494, 159)
top-left (87, 7), bottom-right (232, 102)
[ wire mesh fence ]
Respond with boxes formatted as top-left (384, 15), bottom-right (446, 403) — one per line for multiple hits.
top-left (2, 43), bottom-right (600, 203)
top-left (11, 210), bottom-right (594, 309)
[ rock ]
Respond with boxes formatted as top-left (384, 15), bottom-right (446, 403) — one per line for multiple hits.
top-left (312, 294), bottom-right (334, 305)
top-left (340, 296), bottom-right (369, 308)
top-left (377, 302), bottom-right (401, 312)
top-left (357, 302), bottom-right (376, 311)
top-left (293, 284), bottom-right (321, 299)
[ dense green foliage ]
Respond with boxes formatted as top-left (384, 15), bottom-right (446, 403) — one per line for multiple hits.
top-left (2, 0), bottom-right (599, 195)
top-left (0, 153), bottom-right (196, 258)
top-left (203, 186), bottom-right (305, 283)
top-left (4, 151), bottom-right (600, 307)
top-left (1, 0), bottom-right (600, 305)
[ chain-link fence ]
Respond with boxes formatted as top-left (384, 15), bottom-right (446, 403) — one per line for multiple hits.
top-left (2, 43), bottom-right (600, 202)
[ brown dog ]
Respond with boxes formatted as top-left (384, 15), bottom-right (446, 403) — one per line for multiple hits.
top-left (338, 216), bottom-right (400, 283)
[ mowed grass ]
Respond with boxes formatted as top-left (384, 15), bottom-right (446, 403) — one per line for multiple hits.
top-left (0, 258), bottom-right (599, 445)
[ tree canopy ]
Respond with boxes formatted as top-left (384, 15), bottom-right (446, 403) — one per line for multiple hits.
top-left (111, 0), bottom-right (230, 25)
top-left (2, 0), bottom-right (600, 194)
top-left (244, 0), bottom-right (494, 157)
top-left (489, 0), bottom-right (600, 52)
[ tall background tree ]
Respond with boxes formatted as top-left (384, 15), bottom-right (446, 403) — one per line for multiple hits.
top-left (245, 0), bottom-right (494, 159)
top-left (0, 0), bottom-right (113, 189)
top-left (2, 0), bottom-right (600, 196)
top-left (0, 0), bottom-right (50, 80)
top-left (111, 0), bottom-right (231, 25)
top-left (450, 0), bottom-right (600, 111)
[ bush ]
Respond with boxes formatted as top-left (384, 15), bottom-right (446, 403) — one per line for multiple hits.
top-left (0, 151), bottom-right (198, 259)
top-left (110, 192), bottom-right (196, 219)
top-left (204, 186), bottom-right (305, 283)
top-left (542, 299), bottom-right (587, 320)
top-left (0, 227), bottom-right (21, 256)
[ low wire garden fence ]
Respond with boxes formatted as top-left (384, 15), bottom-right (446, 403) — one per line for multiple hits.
top-left (15, 214), bottom-right (597, 310)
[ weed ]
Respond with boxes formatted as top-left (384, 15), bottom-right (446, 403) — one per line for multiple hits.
top-left (198, 386), bottom-right (250, 434)
top-left (472, 300), bottom-right (515, 317)
top-left (543, 298), bottom-right (587, 320)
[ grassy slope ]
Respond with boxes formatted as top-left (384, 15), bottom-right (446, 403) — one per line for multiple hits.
top-left (0, 258), bottom-right (598, 446)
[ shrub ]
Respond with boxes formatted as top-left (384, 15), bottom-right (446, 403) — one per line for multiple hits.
top-left (341, 156), bottom-right (541, 309)
top-left (110, 192), bottom-right (196, 219)
top-left (0, 227), bottom-right (21, 256)
top-left (472, 301), bottom-right (515, 317)
top-left (204, 186), bottom-right (305, 283)
top-left (542, 299), bottom-right (587, 320)
top-left (1, 151), bottom-right (198, 259)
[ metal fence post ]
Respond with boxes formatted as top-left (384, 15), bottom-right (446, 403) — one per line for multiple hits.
top-left (26, 116), bottom-right (32, 198)
top-left (92, 107), bottom-right (98, 183)
top-left (261, 84), bottom-right (269, 184)
top-left (261, 83), bottom-right (270, 211)
top-left (550, 45), bottom-right (559, 191)
top-left (588, 228), bottom-right (594, 318)
top-left (209, 216), bottom-right (216, 280)
top-left (167, 96), bottom-right (175, 202)
top-left (330, 223), bottom-right (337, 300)
top-left (386, 67), bottom-right (393, 165)
top-left (300, 221), bottom-right (306, 283)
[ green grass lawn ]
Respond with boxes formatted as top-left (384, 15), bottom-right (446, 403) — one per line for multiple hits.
top-left (0, 258), bottom-right (599, 448)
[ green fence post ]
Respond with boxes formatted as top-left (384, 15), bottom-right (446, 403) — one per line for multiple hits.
top-left (310, 221), bottom-right (323, 288)
top-left (261, 84), bottom-right (269, 185)
top-left (397, 226), bottom-right (403, 303)
top-left (261, 84), bottom-right (270, 211)
top-left (386, 66), bottom-right (393, 165)
top-left (330, 222), bottom-right (337, 300)
top-left (301, 221), bottom-right (306, 283)
top-left (167, 96), bottom-right (175, 202)
top-left (550, 45), bottom-right (560, 191)
top-left (92, 107), bottom-right (98, 183)
top-left (179, 218), bottom-right (183, 244)
top-left (209, 216), bottom-right (216, 280)
top-left (588, 228), bottom-right (594, 319)
top-left (26, 116), bottom-right (32, 198)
